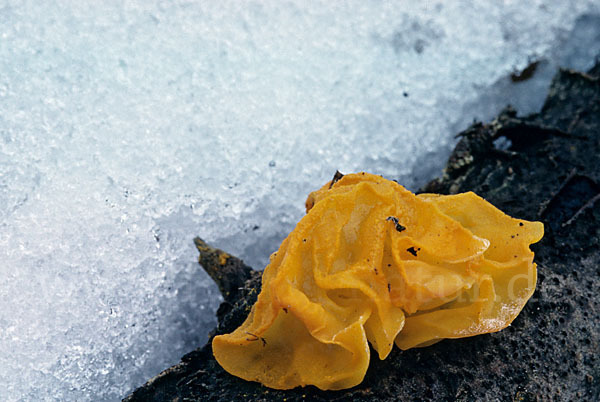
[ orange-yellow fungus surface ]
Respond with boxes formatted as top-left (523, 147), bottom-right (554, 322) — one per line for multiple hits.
top-left (212, 172), bottom-right (544, 390)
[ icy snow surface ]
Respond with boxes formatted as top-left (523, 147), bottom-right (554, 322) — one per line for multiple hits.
top-left (1, 1), bottom-right (599, 400)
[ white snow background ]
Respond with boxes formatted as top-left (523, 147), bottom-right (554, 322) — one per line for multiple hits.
top-left (1, 1), bottom-right (600, 400)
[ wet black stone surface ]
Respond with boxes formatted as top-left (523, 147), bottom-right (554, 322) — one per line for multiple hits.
top-left (125, 63), bottom-right (600, 401)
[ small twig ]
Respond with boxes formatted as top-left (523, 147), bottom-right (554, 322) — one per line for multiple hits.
top-left (538, 168), bottom-right (577, 218)
top-left (562, 193), bottom-right (600, 227)
top-left (176, 370), bottom-right (207, 387)
top-left (245, 332), bottom-right (267, 346)
top-left (489, 147), bottom-right (518, 159)
top-left (493, 119), bottom-right (587, 141)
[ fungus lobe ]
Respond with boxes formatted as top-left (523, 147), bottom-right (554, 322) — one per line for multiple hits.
top-left (212, 173), bottom-right (544, 390)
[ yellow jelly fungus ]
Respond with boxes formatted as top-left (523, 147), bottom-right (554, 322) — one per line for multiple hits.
top-left (212, 172), bottom-right (544, 390)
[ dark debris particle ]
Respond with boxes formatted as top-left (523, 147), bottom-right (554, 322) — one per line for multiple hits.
top-left (386, 216), bottom-right (406, 232)
top-left (510, 60), bottom-right (539, 82)
top-left (407, 247), bottom-right (420, 257)
top-left (329, 170), bottom-right (345, 189)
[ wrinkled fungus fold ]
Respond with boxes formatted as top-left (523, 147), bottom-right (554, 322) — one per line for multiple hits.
top-left (212, 172), bottom-right (544, 390)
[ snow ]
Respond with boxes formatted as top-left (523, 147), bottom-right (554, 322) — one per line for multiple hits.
top-left (1, 1), bottom-right (599, 400)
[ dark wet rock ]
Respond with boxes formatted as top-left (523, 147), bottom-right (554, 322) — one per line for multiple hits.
top-left (125, 63), bottom-right (600, 401)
